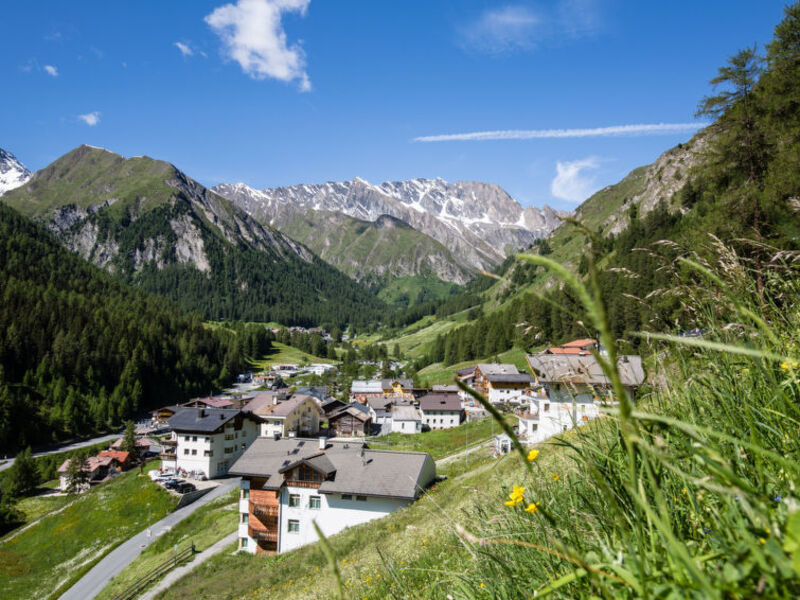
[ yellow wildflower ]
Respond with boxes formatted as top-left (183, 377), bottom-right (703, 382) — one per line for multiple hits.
top-left (525, 502), bottom-right (541, 513)
top-left (504, 484), bottom-right (526, 506)
top-left (760, 537), bottom-right (766, 545)
top-left (527, 449), bottom-right (540, 462)
top-left (480, 582), bottom-right (485, 589)
top-left (682, 488), bottom-right (687, 495)
top-left (552, 473), bottom-right (559, 482)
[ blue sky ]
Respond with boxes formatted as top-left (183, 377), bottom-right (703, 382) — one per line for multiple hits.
top-left (0, 1), bottom-right (789, 210)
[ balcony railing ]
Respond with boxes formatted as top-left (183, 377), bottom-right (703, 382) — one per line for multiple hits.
top-left (285, 479), bottom-right (321, 489)
top-left (161, 439), bottom-right (177, 447)
top-left (250, 502), bottom-right (279, 520)
top-left (248, 526), bottom-right (278, 542)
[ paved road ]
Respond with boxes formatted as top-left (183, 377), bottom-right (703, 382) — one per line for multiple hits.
top-left (139, 531), bottom-right (238, 600)
top-left (0, 432), bottom-right (123, 473)
top-left (58, 477), bottom-right (241, 600)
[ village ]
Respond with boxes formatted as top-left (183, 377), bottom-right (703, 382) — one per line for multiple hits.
top-left (55, 337), bottom-right (644, 559)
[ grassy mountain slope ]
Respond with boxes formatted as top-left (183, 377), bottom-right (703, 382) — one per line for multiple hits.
top-left (2, 146), bottom-right (385, 328)
top-left (265, 210), bottom-right (470, 306)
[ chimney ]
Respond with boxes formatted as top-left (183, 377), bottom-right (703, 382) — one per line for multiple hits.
top-left (273, 432), bottom-right (281, 441)
top-left (318, 437), bottom-right (326, 451)
top-left (220, 413), bottom-right (225, 420)
top-left (273, 396), bottom-right (279, 405)
top-left (199, 408), bottom-right (205, 418)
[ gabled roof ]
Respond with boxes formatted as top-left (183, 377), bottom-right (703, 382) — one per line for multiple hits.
top-left (186, 396), bottom-right (234, 409)
top-left (168, 407), bottom-right (257, 433)
top-left (328, 404), bottom-right (371, 423)
top-left (98, 450), bottom-right (130, 463)
top-left (418, 393), bottom-right (462, 412)
top-left (486, 373), bottom-right (534, 384)
top-left (229, 437), bottom-right (435, 500)
top-left (351, 380), bottom-right (384, 394)
top-left (432, 385), bottom-right (459, 393)
top-left (526, 353), bottom-right (645, 387)
top-left (391, 406), bottom-right (421, 421)
top-left (258, 394), bottom-right (320, 418)
top-left (476, 363), bottom-right (520, 376)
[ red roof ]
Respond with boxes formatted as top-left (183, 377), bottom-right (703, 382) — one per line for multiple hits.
top-left (560, 338), bottom-right (596, 347)
top-left (98, 450), bottom-right (131, 463)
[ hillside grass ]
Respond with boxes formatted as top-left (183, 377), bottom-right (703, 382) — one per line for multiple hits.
top-left (251, 342), bottom-right (334, 370)
top-left (415, 346), bottom-right (530, 386)
top-left (0, 462), bottom-right (177, 600)
top-left (367, 416), bottom-right (515, 460)
top-left (96, 489), bottom-right (239, 600)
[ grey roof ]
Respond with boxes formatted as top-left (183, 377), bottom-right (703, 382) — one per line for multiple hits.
top-left (432, 385), bottom-right (460, 393)
top-left (364, 396), bottom-right (393, 410)
top-left (526, 353), bottom-right (645, 387)
top-left (229, 437), bottom-right (435, 500)
top-left (485, 373), bottom-right (534, 384)
top-left (419, 393), bottom-right (462, 412)
top-left (477, 363), bottom-right (520, 376)
top-left (391, 406), bottom-right (421, 421)
top-left (294, 386), bottom-right (328, 401)
top-left (382, 378), bottom-right (413, 389)
top-left (351, 380), bottom-right (384, 394)
top-left (168, 407), bottom-right (257, 433)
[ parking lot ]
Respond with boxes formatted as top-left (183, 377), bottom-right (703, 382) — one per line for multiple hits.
top-left (149, 471), bottom-right (221, 495)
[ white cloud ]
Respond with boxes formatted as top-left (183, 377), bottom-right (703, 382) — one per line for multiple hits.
top-left (551, 157), bottom-right (601, 204)
top-left (414, 122), bottom-right (707, 143)
top-left (174, 42), bottom-right (194, 57)
top-left (205, 0), bottom-right (311, 91)
top-left (78, 111), bottom-right (101, 126)
top-left (459, 6), bottom-right (539, 53)
top-left (43, 64), bottom-right (58, 77)
top-left (458, 0), bottom-right (601, 55)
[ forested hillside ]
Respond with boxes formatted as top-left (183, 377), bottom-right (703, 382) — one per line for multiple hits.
top-left (420, 12), bottom-right (800, 367)
top-left (1, 146), bottom-right (386, 329)
top-left (0, 203), bottom-right (270, 452)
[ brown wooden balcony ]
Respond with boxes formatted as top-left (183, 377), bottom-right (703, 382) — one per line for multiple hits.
top-left (248, 526), bottom-right (278, 542)
top-left (162, 438), bottom-right (177, 446)
top-left (250, 502), bottom-right (279, 521)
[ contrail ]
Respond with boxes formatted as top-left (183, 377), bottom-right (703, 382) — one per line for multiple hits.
top-left (413, 122), bottom-right (707, 143)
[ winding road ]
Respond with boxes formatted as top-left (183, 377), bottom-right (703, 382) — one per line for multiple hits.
top-left (58, 477), bottom-right (241, 600)
top-left (0, 432), bottom-right (123, 473)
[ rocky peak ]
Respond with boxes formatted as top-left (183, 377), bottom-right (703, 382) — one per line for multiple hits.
top-left (0, 147), bottom-right (32, 196)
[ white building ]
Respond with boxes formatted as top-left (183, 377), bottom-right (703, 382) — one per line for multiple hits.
top-left (418, 393), bottom-right (463, 430)
top-left (231, 437), bottom-right (436, 554)
top-left (165, 407), bottom-right (262, 478)
top-left (517, 394), bottom-right (601, 444)
top-left (390, 405), bottom-right (422, 434)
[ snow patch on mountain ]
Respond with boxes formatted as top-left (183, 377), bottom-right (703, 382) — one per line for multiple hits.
top-left (0, 148), bottom-right (32, 196)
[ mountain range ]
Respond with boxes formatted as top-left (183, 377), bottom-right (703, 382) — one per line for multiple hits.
top-left (213, 177), bottom-right (567, 276)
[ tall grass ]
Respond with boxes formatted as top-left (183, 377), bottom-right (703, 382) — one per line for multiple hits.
top-left (372, 238), bottom-right (800, 598)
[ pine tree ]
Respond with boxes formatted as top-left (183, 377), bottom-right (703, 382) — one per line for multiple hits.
top-left (66, 449), bottom-right (91, 494)
top-left (8, 447), bottom-right (38, 497)
top-left (120, 420), bottom-right (139, 462)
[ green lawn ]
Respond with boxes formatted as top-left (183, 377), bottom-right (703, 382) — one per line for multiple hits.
top-left (96, 489), bottom-right (239, 600)
top-left (251, 342), bottom-right (334, 370)
top-left (415, 346), bottom-right (531, 386)
top-left (0, 462), bottom-right (178, 600)
top-left (367, 416), bottom-right (515, 461)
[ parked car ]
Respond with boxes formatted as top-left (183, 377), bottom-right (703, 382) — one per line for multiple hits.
top-left (176, 482), bottom-right (196, 494)
top-left (162, 479), bottom-right (180, 490)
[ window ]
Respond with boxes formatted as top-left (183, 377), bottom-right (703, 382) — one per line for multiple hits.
top-left (356, 495), bottom-right (367, 502)
top-left (191, 449), bottom-right (197, 456)
top-left (289, 494), bottom-right (300, 507)
top-left (242, 488), bottom-right (249, 499)
top-left (309, 496), bottom-right (321, 509)
top-left (235, 432), bottom-right (239, 439)
top-left (544, 404), bottom-right (550, 412)
top-left (224, 446), bottom-right (234, 454)
top-left (241, 443), bottom-right (246, 450)
top-left (205, 436), bottom-right (210, 442)
top-left (241, 513), bottom-right (249, 524)
top-left (204, 450), bottom-right (213, 457)
top-left (225, 433), bottom-right (234, 441)
top-left (183, 448), bottom-right (189, 455)
top-left (184, 435), bottom-right (191, 441)
top-left (241, 538), bottom-right (248, 548)
top-left (288, 520), bottom-right (300, 533)
top-left (192, 436), bottom-right (197, 442)
top-left (341, 494), bottom-right (352, 500)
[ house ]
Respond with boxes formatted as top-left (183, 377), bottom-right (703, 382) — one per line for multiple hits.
top-left (293, 386), bottom-right (329, 404)
top-left (164, 407), bottom-right (262, 478)
top-left (432, 384), bottom-right (460, 394)
top-left (418, 393), bottom-right (464, 430)
top-left (525, 352), bottom-right (645, 404)
top-left (390, 405), bottom-right (422, 434)
top-left (471, 364), bottom-right (533, 404)
top-left (230, 437), bottom-right (436, 554)
top-left (350, 379), bottom-right (414, 403)
top-left (517, 392), bottom-right (601, 444)
top-left (320, 398), bottom-right (347, 417)
top-left (250, 394), bottom-right (323, 439)
top-left (110, 436), bottom-right (158, 457)
top-left (328, 403), bottom-right (372, 437)
top-left (97, 450), bottom-right (132, 470)
top-left (57, 454), bottom-right (119, 492)
top-left (151, 404), bottom-right (181, 423)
